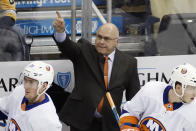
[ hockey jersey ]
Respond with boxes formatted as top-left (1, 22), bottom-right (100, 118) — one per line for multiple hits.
top-left (0, 85), bottom-right (62, 131)
top-left (0, 0), bottom-right (16, 21)
top-left (120, 81), bottom-right (196, 131)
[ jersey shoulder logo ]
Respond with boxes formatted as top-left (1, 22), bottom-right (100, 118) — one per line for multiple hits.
top-left (139, 117), bottom-right (166, 131)
top-left (8, 118), bottom-right (21, 131)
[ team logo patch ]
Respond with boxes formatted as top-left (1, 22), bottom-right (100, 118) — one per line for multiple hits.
top-left (57, 72), bottom-right (71, 89)
top-left (181, 68), bottom-right (187, 74)
top-left (139, 117), bottom-right (166, 131)
top-left (46, 66), bottom-right (50, 71)
top-left (8, 119), bottom-right (21, 131)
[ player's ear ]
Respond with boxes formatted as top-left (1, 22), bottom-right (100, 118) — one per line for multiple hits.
top-left (175, 84), bottom-right (183, 94)
top-left (39, 82), bottom-right (48, 94)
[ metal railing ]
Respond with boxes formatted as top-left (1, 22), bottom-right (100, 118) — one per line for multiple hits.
top-left (71, 0), bottom-right (76, 42)
top-left (71, 0), bottom-right (112, 42)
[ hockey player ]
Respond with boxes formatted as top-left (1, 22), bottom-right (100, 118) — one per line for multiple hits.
top-left (119, 63), bottom-right (196, 131)
top-left (0, 61), bottom-right (62, 131)
top-left (0, 0), bottom-right (16, 26)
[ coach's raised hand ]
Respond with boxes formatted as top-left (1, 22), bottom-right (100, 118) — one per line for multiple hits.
top-left (53, 11), bottom-right (65, 33)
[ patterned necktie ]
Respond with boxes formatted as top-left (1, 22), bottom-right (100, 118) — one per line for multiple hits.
top-left (97, 56), bottom-right (109, 114)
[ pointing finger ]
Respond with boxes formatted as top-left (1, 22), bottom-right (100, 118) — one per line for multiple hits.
top-left (56, 11), bottom-right (62, 18)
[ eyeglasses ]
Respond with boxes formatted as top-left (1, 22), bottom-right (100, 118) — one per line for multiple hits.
top-left (96, 34), bottom-right (118, 42)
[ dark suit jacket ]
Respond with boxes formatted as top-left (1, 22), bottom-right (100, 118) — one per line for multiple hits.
top-left (55, 36), bottom-right (140, 131)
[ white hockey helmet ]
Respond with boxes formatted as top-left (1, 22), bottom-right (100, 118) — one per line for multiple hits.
top-left (170, 63), bottom-right (196, 98)
top-left (22, 61), bottom-right (54, 100)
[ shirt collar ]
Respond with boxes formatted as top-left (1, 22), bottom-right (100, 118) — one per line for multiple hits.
top-left (107, 49), bottom-right (115, 62)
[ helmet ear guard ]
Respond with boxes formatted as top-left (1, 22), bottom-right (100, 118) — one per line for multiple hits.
top-left (22, 61), bottom-right (54, 102)
top-left (170, 63), bottom-right (196, 98)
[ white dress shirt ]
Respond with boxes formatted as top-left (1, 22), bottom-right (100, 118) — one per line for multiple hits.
top-left (54, 32), bottom-right (66, 42)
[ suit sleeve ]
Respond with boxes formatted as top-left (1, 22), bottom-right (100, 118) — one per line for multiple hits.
top-left (53, 35), bottom-right (81, 61)
top-left (126, 58), bottom-right (140, 101)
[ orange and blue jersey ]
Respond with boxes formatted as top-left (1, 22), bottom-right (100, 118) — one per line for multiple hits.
top-left (0, 85), bottom-right (62, 131)
top-left (119, 81), bottom-right (196, 131)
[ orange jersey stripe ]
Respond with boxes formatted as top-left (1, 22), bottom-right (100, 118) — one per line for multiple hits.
top-left (119, 116), bottom-right (139, 127)
top-left (21, 103), bottom-right (26, 111)
top-left (164, 103), bottom-right (173, 111)
top-left (120, 125), bottom-right (140, 131)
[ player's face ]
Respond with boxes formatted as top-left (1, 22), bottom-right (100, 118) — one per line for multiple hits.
top-left (24, 76), bottom-right (39, 104)
top-left (182, 85), bottom-right (196, 103)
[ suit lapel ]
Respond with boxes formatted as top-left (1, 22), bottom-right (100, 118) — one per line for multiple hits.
top-left (109, 49), bottom-right (121, 90)
top-left (82, 45), bottom-right (105, 88)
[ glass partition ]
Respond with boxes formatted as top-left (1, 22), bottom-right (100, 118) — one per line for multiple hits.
top-left (0, 0), bottom-right (196, 61)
